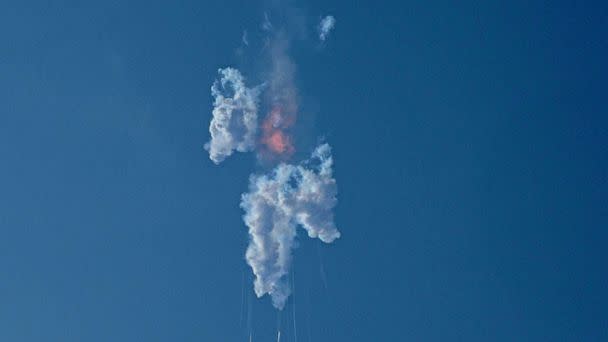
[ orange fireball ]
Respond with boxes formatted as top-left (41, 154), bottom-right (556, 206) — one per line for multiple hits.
top-left (260, 106), bottom-right (295, 158)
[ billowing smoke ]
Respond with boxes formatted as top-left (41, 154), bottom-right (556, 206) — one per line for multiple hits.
top-left (241, 144), bottom-right (340, 309)
top-left (318, 15), bottom-right (336, 41)
top-left (205, 9), bottom-right (341, 311)
top-left (205, 68), bottom-right (263, 164)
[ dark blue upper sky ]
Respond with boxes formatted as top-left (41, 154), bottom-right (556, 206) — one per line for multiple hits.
top-left (1, 1), bottom-right (606, 341)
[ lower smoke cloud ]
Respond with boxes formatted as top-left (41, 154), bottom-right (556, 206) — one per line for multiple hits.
top-left (241, 143), bottom-right (340, 309)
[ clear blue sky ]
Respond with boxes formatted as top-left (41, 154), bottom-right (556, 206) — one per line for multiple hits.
top-left (1, 1), bottom-right (607, 341)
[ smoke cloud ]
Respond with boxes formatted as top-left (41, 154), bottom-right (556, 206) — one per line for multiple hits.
top-left (205, 8), bottom-right (341, 311)
top-left (318, 15), bottom-right (336, 41)
top-left (241, 144), bottom-right (340, 309)
top-left (205, 68), bottom-right (263, 164)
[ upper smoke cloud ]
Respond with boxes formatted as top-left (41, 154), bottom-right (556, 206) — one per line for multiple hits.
top-left (205, 68), bottom-right (263, 164)
top-left (318, 15), bottom-right (336, 41)
top-left (241, 143), bottom-right (340, 309)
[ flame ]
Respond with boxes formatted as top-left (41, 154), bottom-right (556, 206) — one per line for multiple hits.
top-left (260, 106), bottom-right (295, 158)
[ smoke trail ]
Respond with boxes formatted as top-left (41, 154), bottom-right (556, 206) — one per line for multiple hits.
top-left (306, 283), bottom-right (313, 342)
top-left (205, 68), bottom-right (264, 164)
top-left (262, 12), bottom-right (273, 32)
top-left (241, 144), bottom-right (340, 309)
top-left (318, 16), bottom-right (336, 41)
top-left (239, 269), bottom-right (245, 328)
top-left (317, 243), bottom-right (329, 295)
top-left (292, 270), bottom-right (298, 342)
top-left (242, 30), bottom-right (249, 46)
top-left (247, 286), bottom-right (253, 342)
top-left (276, 310), bottom-right (282, 342)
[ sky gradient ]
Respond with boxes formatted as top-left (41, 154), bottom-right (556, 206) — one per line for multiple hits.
top-left (1, 1), bottom-right (607, 341)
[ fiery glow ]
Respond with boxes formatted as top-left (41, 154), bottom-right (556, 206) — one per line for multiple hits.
top-left (260, 106), bottom-right (295, 158)
top-left (266, 131), bottom-right (290, 153)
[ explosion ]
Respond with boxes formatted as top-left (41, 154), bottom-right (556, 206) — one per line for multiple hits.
top-left (260, 106), bottom-right (295, 158)
top-left (205, 12), bottom-right (340, 313)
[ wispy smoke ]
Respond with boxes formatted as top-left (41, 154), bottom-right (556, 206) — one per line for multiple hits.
top-left (262, 12), bottom-right (273, 32)
top-left (318, 15), bottom-right (336, 41)
top-left (205, 68), bottom-right (263, 164)
top-left (241, 144), bottom-right (340, 309)
top-left (242, 30), bottom-right (249, 46)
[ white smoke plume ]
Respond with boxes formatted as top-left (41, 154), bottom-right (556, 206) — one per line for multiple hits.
top-left (318, 15), bottom-right (336, 41)
top-left (241, 143), bottom-right (340, 309)
top-left (205, 7), bottom-right (342, 312)
top-left (205, 68), bottom-right (263, 164)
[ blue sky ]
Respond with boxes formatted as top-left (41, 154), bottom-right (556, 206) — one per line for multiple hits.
top-left (1, 1), bottom-right (607, 341)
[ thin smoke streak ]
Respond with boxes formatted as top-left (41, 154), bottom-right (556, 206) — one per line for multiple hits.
top-left (318, 246), bottom-right (334, 308)
top-left (317, 243), bottom-right (329, 295)
top-left (307, 285), bottom-right (312, 342)
top-left (292, 270), bottom-right (298, 342)
top-left (247, 286), bottom-right (253, 342)
top-left (276, 310), bottom-right (282, 342)
top-left (239, 269), bottom-right (245, 328)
